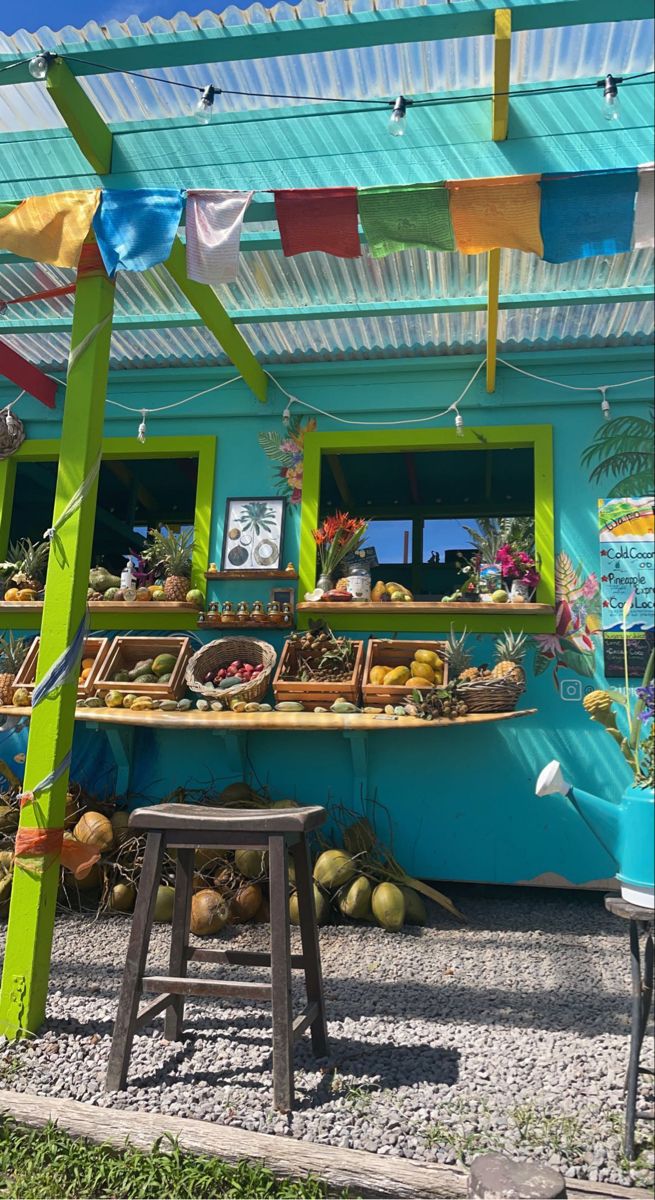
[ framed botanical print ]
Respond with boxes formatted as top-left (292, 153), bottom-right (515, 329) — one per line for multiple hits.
top-left (221, 497), bottom-right (286, 572)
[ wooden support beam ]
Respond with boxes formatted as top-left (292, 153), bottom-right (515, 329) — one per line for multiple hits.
top-left (326, 455), bottom-right (353, 510)
top-left (486, 9), bottom-right (512, 395)
top-left (0, 257), bottom-right (115, 1040)
top-left (45, 57), bottom-right (112, 175)
top-left (164, 239), bottom-right (267, 404)
top-left (0, 340), bottom-right (57, 409)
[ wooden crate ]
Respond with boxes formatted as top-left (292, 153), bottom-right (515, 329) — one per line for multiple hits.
top-left (94, 636), bottom-right (191, 700)
top-left (13, 637), bottom-right (111, 701)
top-left (272, 638), bottom-right (364, 711)
top-left (362, 639), bottom-right (448, 707)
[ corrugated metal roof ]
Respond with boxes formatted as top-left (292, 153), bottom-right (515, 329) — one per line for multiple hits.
top-left (0, 1), bottom-right (653, 368)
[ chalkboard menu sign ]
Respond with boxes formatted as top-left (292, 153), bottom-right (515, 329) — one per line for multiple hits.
top-left (598, 497), bottom-right (654, 678)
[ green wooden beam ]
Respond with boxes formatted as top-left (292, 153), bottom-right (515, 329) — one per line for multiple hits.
top-left (0, 261), bottom-right (115, 1041)
top-left (1, 286), bottom-right (650, 336)
top-left (45, 58), bottom-right (112, 175)
top-left (164, 238), bottom-right (267, 404)
top-left (0, 0), bottom-right (650, 82)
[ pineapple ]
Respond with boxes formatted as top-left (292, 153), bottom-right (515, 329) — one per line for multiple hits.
top-left (143, 527), bottom-right (194, 601)
top-left (491, 630), bottom-right (527, 687)
top-left (1, 538), bottom-right (49, 593)
top-left (0, 633), bottom-right (28, 706)
top-left (444, 626), bottom-right (479, 681)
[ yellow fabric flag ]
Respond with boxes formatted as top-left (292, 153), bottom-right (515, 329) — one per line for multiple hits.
top-left (447, 175), bottom-right (544, 256)
top-left (0, 190), bottom-right (100, 267)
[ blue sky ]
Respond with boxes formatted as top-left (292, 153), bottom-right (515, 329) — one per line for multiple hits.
top-left (13, 0), bottom-right (270, 34)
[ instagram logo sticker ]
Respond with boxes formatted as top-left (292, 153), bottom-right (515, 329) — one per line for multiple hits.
top-left (560, 679), bottom-right (582, 702)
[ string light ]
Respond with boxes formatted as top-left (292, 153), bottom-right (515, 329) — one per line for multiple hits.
top-left (388, 95), bottom-right (411, 138)
top-left (600, 387), bottom-right (611, 420)
top-left (454, 410), bottom-right (465, 438)
top-left (195, 85), bottom-right (217, 125)
top-left (598, 73), bottom-right (622, 121)
top-left (137, 410), bottom-right (147, 443)
top-left (27, 52), bottom-right (54, 81)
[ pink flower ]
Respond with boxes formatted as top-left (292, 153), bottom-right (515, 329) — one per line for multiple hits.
top-left (582, 574), bottom-right (599, 599)
top-left (534, 634), bottom-right (562, 658)
top-left (281, 439), bottom-right (297, 454)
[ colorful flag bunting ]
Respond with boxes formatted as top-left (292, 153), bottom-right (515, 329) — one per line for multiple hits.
top-left (633, 163), bottom-right (654, 249)
top-left (93, 188), bottom-right (185, 277)
top-left (0, 191), bottom-right (100, 268)
top-left (358, 183), bottom-right (454, 257)
top-left (447, 175), bottom-right (543, 256)
top-left (275, 188), bottom-right (360, 258)
top-left (185, 190), bottom-right (254, 284)
top-left (539, 169), bottom-right (639, 263)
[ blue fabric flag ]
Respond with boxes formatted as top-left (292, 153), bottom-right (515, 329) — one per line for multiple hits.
top-left (539, 170), bottom-right (638, 263)
top-left (93, 188), bottom-right (185, 276)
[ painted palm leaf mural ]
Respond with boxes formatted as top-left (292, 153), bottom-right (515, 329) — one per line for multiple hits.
top-left (581, 411), bottom-right (655, 497)
top-left (258, 415), bottom-right (317, 503)
top-left (532, 553), bottom-right (602, 685)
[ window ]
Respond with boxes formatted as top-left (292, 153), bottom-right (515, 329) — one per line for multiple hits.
top-left (300, 426), bottom-right (554, 632)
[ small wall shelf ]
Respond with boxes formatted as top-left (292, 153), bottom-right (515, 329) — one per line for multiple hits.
top-left (205, 570), bottom-right (298, 580)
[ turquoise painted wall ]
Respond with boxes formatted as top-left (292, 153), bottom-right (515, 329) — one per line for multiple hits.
top-left (1, 348), bottom-right (652, 887)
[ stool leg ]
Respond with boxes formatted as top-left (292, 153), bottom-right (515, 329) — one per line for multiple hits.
top-left (292, 836), bottom-right (329, 1059)
top-left (106, 831), bottom-right (165, 1091)
top-left (624, 919), bottom-right (642, 1159)
top-left (164, 848), bottom-right (194, 1042)
top-left (269, 835), bottom-right (294, 1111)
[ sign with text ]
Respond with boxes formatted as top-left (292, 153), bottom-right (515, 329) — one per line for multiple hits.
top-left (599, 496), bottom-right (654, 678)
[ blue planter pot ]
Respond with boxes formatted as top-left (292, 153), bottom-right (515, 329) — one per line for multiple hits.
top-left (617, 783), bottom-right (654, 907)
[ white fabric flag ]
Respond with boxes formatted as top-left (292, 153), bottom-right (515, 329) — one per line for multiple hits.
top-left (633, 163), bottom-right (654, 249)
top-left (185, 189), bottom-right (254, 283)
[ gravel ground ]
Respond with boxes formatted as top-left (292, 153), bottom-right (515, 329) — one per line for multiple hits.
top-left (1, 886), bottom-right (653, 1190)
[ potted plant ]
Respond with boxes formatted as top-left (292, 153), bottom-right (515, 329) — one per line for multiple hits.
top-left (495, 544), bottom-right (540, 602)
top-left (312, 512), bottom-right (368, 593)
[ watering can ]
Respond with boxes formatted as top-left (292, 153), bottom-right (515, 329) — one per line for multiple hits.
top-left (536, 762), bottom-right (655, 908)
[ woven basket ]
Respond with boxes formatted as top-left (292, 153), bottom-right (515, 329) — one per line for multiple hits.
top-left (185, 638), bottom-right (277, 703)
top-left (0, 409), bottom-right (25, 461)
top-left (456, 673), bottom-right (525, 713)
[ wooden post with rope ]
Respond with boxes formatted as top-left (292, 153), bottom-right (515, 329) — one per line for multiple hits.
top-left (0, 247), bottom-right (115, 1038)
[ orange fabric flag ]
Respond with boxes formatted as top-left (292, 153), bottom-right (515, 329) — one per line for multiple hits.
top-left (0, 190), bottom-right (100, 268)
top-left (447, 175), bottom-right (543, 256)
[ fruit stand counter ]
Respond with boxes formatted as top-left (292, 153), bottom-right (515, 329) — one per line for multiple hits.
top-left (0, 704), bottom-right (537, 804)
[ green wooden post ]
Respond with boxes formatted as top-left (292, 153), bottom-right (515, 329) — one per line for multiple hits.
top-left (0, 263), bottom-right (115, 1039)
top-left (0, 455), bottom-right (17, 558)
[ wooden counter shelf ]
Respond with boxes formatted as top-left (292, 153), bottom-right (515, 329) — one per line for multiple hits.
top-left (205, 570), bottom-right (298, 580)
top-left (296, 600), bottom-right (556, 634)
top-left (0, 704), bottom-right (537, 801)
top-left (298, 601), bottom-right (553, 615)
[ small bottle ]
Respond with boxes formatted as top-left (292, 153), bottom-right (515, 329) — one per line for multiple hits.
top-left (267, 599), bottom-right (282, 625)
top-left (221, 600), bottom-right (237, 624)
top-left (251, 600), bottom-right (265, 620)
top-left (236, 600), bottom-right (250, 623)
top-left (281, 602), bottom-right (292, 625)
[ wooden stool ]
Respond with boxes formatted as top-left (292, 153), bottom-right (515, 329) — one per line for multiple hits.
top-left (106, 802), bottom-right (329, 1111)
top-left (605, 895), bottom-right (654, 1159)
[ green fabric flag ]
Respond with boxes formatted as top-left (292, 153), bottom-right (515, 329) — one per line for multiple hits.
top-left (358, 183), bottom-right (455, 258)
top-left (0, 202), bottom-right (20, 221)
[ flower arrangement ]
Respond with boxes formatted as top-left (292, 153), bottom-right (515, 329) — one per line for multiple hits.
top-left (495, 544), bottom-right (541, 590)
top-left (258, 415), bottom-right (317, 504)
top-left (312, 512), bottom-right (368, 580)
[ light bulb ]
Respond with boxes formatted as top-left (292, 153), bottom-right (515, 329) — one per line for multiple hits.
top-left (388, 95), bottom-right (409, 138)
top-left (601, 74), bottom-right (621, 122)
top-left (28, 52), bottom-right (53, 81)
top-left (5, 410), bottom-right (19, 436)
top-left (195, 85), bottom-right (215, 125)
top-left (455, 412), bottom-right (464, 438)
top-left (137, 412), bottom-right (147, 443)
top-left (601, 391), bottom-right (611, 420)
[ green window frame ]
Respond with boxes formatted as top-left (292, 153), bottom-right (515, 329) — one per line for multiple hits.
top-left (0, 435), bottom-right (216, 631)
top-left (298, 425), bottom-right (555, 633)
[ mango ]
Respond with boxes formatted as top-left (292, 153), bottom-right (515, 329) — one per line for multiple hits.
top-left (131, 696), bottom-right (154, 711)
top-left (152, 652), bottom-right (177, 677)
top-left (407, 677), bottom-right (431, 689)
top-left (386, 582), bottom-right (412, 599)
top-left (369, 665), bottom-right (390, 685)
top-left (415, 649), bottom-right (440, 667)
top-left (371, 581), bottom-right (387, 603)
top-left (383, 666), bottom-right (410, 686)
top-left (410, 661), bottom-right (434, 682)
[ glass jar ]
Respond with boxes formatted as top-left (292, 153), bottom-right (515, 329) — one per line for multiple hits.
top-left (346, 560), bottom-right (371, 601)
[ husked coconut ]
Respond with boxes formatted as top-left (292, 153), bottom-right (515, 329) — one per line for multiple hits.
top-left (191, 889), bottom-right (230, 935)
top-left (230, 883), bottom-right (262, 922)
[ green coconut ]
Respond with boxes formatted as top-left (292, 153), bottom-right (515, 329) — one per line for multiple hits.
top-left (153, 884), bottom-right (175, 923)
top-left (235, 848), bottom-right (268, 879)
top-left (270, 798), bottom-right (300, 809)
top-left (338, 874), bottom-right (372, 920)
top-left (289, 884), bottom-right (329, 927)
top-left (371, 882), bottom-right (406, 932)
top-left (314, 849), bottom-right (356, 890)
top-left (400, 886), bottom-right (428, 926)
top-left (109, 881), bottom-right (136, 913)
top-left (491, 589), bottom-right (508, 604)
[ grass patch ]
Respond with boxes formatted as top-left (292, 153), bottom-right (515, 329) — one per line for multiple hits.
top-left (0, 1116), bottom-right (334, 1199)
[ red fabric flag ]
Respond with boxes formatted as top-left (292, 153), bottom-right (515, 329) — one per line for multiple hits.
top-left (0, 340), bottom-right (57, 409)
top-left (275, 188), bottom-right (361, 258)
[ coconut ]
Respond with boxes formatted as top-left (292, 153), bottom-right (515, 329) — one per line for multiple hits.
top-left (194, 847), bottom-right (228, 872)
top-left (110, 810), bottom-right (131, 846)
top-left (290, 884), bottom-right (329, 926)
top-left (371, 882), bottom-right (405, 931)
top-left (338, 875), bottom-right (372, 920)
top-left (343, 819), bottom-right (376, 856)
top-left (270, 798), bottom-right (300, 809)
top-left (64, 792), bottom-right (80, 829)
top-left (235, 848), bottom-right (268, 879)
top-left (109, 881), bottom-right (136, 912)
top-left (230, 882), bottom-right (262, 923)
top-left (254, 896), bottom-right (270, 923)
top-left (400, 886), bottom-right (428, 926)
top-left (63, 862), bottom-right (102, 892)
top-left (73, 811), bottom-right (114, 853)
top-left (313, 849), bottom-right (356, 890)
top-left (154, 884), bottom-right (176, 923)
top-left (0, 804), bottom-right (19, 834)
top-left (190, 888), bottom-right (229, 936)
top-left (219, 782), bottom-right (261, 807)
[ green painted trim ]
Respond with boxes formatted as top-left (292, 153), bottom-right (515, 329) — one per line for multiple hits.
top-left (1, 1), bottom-right (649, 81)
top-left (1, 286), bottom-right (650, 335)
top-left (164, 239), bottom-right (267, 404)
top-left (8, 435), bottom-right (216, 602)
top-left (0, 265), bottom-right (116, 1041)
top-left (298, 425), bottom-right (555, 632)
top-left (45, 58), bottom-right (112, 175)
top-left (0, 456), bottom-right (16, 559)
